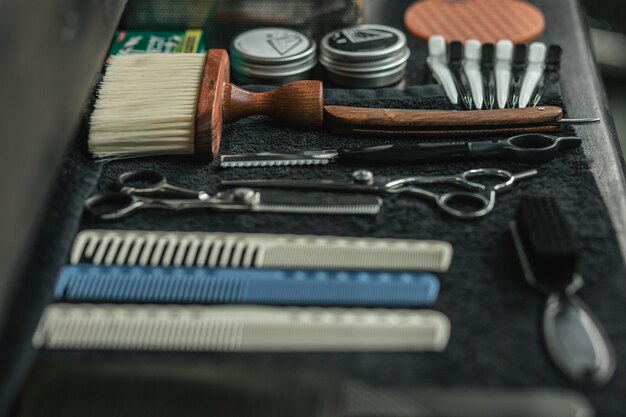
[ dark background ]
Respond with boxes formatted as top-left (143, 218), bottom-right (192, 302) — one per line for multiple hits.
top-left (583, 0), bottom-right (626, 150)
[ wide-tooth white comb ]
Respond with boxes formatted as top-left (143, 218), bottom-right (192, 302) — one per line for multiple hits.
top-left (32, 304), bottom-right (450, 352)
top-left (70, 230), bottom-right (454, 272)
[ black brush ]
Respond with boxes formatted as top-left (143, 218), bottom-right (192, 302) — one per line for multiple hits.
top-left (510, 195), bottom-right (615, 386)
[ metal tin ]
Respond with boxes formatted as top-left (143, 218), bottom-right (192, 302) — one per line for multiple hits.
top-left (230, 27), bottom-right (317, 85)
top-left (320, 24), bottom-right (410, 88)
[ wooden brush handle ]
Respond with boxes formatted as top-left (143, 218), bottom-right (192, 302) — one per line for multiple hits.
top-left (324, 105), bottom-right (563, 136)
top-left (195, 49), bottom-right (324, 161)
top-left (223, 81), bottom-right (324, 129)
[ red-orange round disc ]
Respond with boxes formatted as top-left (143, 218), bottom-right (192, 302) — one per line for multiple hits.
top-left (404, 0), bottom-right (545, 44)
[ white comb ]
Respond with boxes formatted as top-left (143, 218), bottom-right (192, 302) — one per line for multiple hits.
top-left (32, 304), bottom-right (450, 352)
top-left (70, 230), bottom-right (454, 272)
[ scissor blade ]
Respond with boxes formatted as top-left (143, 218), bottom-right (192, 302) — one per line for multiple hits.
top-left (220, 151), bottom-right (337, 168)
top-left (551, 118), bottom-right (600, 125)
top-left (221, 178), bottom-right (379, 192)
top-left (254, 190), bottom-right (382, 215)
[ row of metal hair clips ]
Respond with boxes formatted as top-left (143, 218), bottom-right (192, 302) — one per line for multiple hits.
top-left (427, 35), bottom-right (561, 110)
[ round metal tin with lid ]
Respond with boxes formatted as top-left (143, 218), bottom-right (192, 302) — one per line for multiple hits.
top-left (230, 27), bottom-right (317, 85)
top-left (320, 24), bottom-right (410, 88)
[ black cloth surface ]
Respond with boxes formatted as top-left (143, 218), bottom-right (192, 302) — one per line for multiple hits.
top-left (2, 85), bottom-right (626, 416)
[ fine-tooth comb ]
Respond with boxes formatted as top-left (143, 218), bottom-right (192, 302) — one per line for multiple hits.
top-left (32, 304), bottom-right (450, 352)
top-left (70, 230), bottom-right (454, 272)
top-left (54, 265), bottom-right (441, 307)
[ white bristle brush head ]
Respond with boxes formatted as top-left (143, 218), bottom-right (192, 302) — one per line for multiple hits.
top-left (89, 53), bottom-right (206, 161)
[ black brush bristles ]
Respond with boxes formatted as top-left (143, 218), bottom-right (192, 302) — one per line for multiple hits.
top-left (515, 195), bottom-right (579, 289)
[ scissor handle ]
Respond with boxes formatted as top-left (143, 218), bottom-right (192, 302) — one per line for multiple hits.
top-left (85, 192), bottom-right (144, 220)
top-left (118, 170), bottom-right (167, 194)
top-left (460, 168), bottom-right (516, 193)
top-left (387, 185), bottom-right (495, 219)
top-left (118, 170), bottom-right (208, 199)
top-left (438, 190), bottom-right (495, 219)
top-left (471, 134), bottom-right (581, 164)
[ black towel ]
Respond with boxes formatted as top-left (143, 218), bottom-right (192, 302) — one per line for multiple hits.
top-left (3, 85), bottom-right (626, 417)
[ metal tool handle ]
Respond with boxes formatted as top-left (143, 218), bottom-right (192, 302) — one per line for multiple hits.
top-left (85, 192), bottom-right (144, 220)
top-left (543, 292), bottom-right (616, 386)
top-left (84, 192), bottom-right (221, 220)
top-left (337, 143), bottom-right (471, 165)
top-left (469, 134), bottom-right (581, 164)
top-left (389, 186), bottom-right (494, 219)
top-left (438, 190), bottom-right (495, 219)
top-left (118, 170), bottom-right (208, 199)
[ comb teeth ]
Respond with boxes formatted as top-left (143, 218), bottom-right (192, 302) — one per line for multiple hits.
top-left (54, 265), bottom-right (440, 307)
top-left (220, 159), bottom-right (329, 168)
top-left (255, 202), bottom-right (381, 214)
top-left (32, 304), bottom-right (451, 352)
top-left (70, 230), bottom-right (454, 272)
top-left (515, 195), bottom-right (578, 283)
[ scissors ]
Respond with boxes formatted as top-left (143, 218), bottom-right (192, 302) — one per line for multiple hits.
top-left (221, 168), bottom-right (538, 219)
top-left (85, 170), bottom-right (383, 220)
top-left (220, 134), bottom-right (581, 168)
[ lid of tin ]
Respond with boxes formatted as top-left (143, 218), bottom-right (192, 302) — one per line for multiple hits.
top-left (321, 24), bottom-right (408, 63)
top-left (230, 27), bottom-right (317, 78)
top-left (320, 46), bottom-right (410, 73)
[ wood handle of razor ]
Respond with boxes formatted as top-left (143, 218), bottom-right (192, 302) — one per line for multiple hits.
top-left (223, 81), bottom-right (324, 129)
top-left (323, 105), bottom-right (564, 129)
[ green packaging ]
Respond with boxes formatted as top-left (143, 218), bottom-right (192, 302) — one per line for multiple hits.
top-left (108, 30), bottom-right (206, 56)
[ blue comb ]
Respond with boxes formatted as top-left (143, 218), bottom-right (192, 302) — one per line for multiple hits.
top-left (54, 264), bottom-right (440, 307)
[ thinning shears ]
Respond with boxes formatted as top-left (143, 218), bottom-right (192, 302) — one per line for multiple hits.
top-left (85, 170), bottom-right (383, 220)
top-left (221, 168), bottom-right (538, 219)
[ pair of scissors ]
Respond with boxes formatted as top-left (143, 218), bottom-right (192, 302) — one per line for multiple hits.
top-left (221, 168), bottom-right (538, 219)
top-left (85, 171), bottom-right (254, 220)
top-left (85, 170), bottom-right (384, 220)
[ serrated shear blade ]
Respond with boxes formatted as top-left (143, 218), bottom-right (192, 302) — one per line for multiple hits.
top-left (256, 190), bottom-right (382, 215)
top-left (220, 150), bottom-right (337, 168)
